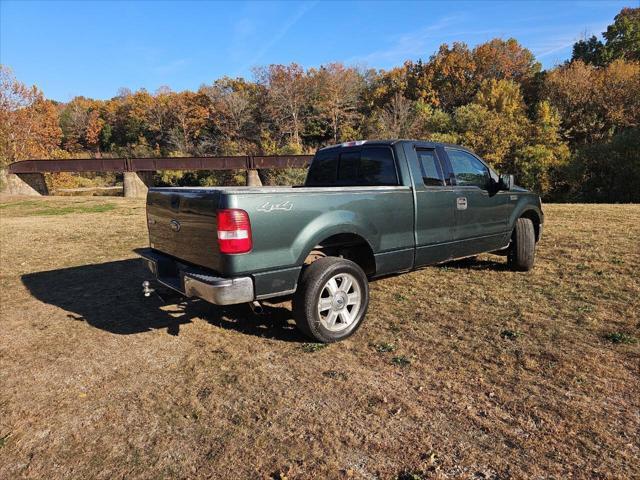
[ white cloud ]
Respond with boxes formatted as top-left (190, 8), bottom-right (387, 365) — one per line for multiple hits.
top-left (348, 15), bottom-right (461, 66)
top-left (238, 1), bottom-right (318, 72)
top-left (349, 15), bottom-right (613, 70)
top-left (529, 21), bottom-right (609, 64)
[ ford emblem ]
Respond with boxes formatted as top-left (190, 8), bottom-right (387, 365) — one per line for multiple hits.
top-left (170, 219), bottom-right (181, 232)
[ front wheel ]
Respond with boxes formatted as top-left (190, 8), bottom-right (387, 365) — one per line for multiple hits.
top-left (293, 257), bottom-right (369, 343)
top-left (507, 217), bottom-right (536, 271)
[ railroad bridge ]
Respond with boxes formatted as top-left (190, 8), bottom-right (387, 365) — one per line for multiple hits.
top-left (2, 155), bottom-right (312, 197)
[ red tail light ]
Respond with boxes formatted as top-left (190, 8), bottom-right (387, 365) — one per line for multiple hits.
top-left (217, 209), bottom-right (252, 254)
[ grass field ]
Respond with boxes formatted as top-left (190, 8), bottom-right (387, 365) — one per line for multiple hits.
top-left (0, 195), bottom-right (638, 479)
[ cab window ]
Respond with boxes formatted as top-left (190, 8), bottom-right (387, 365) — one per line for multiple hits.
top-left (416, 149), bottom-right (445, 186)
top-left (446, 148), bottom-right (490, 188)
top-left (358, 147), bottom-right (398, 185)
top-left (336, 146), bottom-right (399, 186)
top-left (337, 150), bottom-right (360, 184)
top-left (305, 148), bottom-right (338, 186)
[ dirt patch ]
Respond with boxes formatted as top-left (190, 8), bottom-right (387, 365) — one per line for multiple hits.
top-left (0, 196), bottom-right (638, 479)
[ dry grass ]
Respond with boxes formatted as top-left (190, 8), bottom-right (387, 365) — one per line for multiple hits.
top-left (0, 195), bottom-right (638, 479)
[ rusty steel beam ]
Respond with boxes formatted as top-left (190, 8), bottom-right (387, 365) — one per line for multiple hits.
top-left (7, 155), bottom-right (313, 174)
top-left (252, 155), bottom-right (311, 169)
top-left (7, 158), bottom-right (127, 174)
top-left (128, 156), bottom-right (249, 171)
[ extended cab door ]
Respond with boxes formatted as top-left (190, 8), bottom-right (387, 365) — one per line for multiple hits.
top-left (443, 148), bottom-right (510, 257)
top-left (403, 143), bottom-right (457, 266)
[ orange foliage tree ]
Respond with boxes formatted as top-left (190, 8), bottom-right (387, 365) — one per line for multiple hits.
top-left (0, 65), bottom-right (62, 166)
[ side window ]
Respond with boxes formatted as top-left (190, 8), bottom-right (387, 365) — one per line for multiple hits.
top-left (446, 149), bottom-right (489, 188)
top-left (416, 149), bottom-right (444, 186)
top-left (359, 147), bottom-right (398, 185)
top-left (305, 148), bottom-right (338, 186)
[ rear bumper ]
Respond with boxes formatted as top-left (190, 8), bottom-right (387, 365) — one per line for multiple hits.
top-left (137, 248), bottom-right (254, 305)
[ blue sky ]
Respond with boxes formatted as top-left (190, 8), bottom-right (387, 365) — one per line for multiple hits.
top-left (0, 0), bottom-right (630, 101)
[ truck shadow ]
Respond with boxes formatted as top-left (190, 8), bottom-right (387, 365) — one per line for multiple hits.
top-left (21, 258), bottom-right (303, 342)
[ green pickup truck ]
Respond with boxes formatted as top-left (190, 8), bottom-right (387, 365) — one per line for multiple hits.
top-left (138, 140), bottom-right (543, 342)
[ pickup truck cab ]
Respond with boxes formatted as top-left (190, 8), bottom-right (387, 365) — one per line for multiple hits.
top-left (139, 140), bottom-right (543, 342)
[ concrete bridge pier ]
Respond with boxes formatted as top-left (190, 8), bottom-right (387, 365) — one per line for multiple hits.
top-left (1, 169), bottom-right (49, 196)
top-left (123, 171), bottom-right (154, 198)
top-left (246, 169), bottom-right (262, 187)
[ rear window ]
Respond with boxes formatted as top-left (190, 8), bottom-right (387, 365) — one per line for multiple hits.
top-left (306, 146), bottom-right (398, 186)
top-left (337, 150), bottom-right (360, 183)
top-left (305, 148), bottom-right (339, 186)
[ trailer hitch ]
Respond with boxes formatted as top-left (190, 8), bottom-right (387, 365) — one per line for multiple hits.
top-left (142, 280), bottom-right (170, 303)
top-left (142, 280), bottom-right (155, 297)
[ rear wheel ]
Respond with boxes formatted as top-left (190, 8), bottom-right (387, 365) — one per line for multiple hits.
top-left (508, 217), bottom-right (536, 271)
top-left (293, 257), bottom-right (369, 343)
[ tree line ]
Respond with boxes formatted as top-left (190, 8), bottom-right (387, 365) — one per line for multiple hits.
top-left (1, 7), bottom-right (638, 201)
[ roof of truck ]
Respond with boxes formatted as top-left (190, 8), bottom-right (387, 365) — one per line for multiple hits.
top-left (317, 139), bottom-right (472, 152)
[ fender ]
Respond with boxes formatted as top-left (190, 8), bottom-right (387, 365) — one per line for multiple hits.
top-left (507, 200), bottom-right (544, 240)
top-left (291, 209), bottom-right (378, 265)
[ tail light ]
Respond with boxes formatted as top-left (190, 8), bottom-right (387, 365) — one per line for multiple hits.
top-left (217, 209), bottom-right (252, 254)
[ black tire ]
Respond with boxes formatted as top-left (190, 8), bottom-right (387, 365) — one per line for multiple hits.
top-left (293, 257), bottom-right (369, 343)
top-left (507, 217), bottom-right (536, 271)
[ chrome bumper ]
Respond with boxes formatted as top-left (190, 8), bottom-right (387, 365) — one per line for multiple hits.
top-left (137, 248), bottom-right (254, 305)
top-left (182, 274), bottom-right (254, 305)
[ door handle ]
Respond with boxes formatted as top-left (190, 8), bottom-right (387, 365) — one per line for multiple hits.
top-left (456, 197), bottom-right (467, 210)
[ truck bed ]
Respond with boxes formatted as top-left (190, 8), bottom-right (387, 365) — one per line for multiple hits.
top-left (145, 185), bottom-right (415, 296)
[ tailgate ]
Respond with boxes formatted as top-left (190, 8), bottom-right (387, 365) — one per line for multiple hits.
top-left (146, 188), bottom-right (223, 271)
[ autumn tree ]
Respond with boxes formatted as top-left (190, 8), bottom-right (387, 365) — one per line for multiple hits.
top-left (85, 110), bottom-right (104, 153)
top-left (201, 77), bottom-right (263, 154)
top-left (600, 59), bottom-right (640, 129)
top-left (111, 89), bottom-right (154, 152)
top-left (544, 59), bottom-right (640, 145)
top-left (572, 7), bottom-right (640, 65)
top-left (473, 38), bottom-right (542, 106)
top-left (453, 79), bottom-right (528, 170)
top-left (145, 87), bottom-right (175, 153)
top-left (474, 78), bottom-right (526, 116)
top-left (413, 102), bottom-right (456, 143)
top-left (59, 96), bottom-right (105, 153)
top-left (310, 63), bottom-right (363, 143)
top-left (424, 42), bottom-right (478, 111)
top-left (167, 91), bottom-right (209, 155)
top-left (363, 64), bottom-right (410, 111)
top-left (603, 7), bottom-right (640, 62)
top-left (514, 101), bottom-right (570, 196)
top-left (375, 92), bottom-right (417, 138)
top-left (473, 38), bottom-right (540, 83)
top-left (404, 60), bottom-right (438, 104)
top-left (59, 98), bottom-right (88, 151)
top-left (360, 65), bottom-right (413, 136)
top-left (371, 39), bottom-right (541, 117)
top-left (0, 65), bottom-right (61, 166)
top-left (254, 63), bottom-right (309, 151)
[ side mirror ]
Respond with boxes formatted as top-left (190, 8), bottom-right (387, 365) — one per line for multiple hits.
top-left (499, 174), bottom-right (514, 191)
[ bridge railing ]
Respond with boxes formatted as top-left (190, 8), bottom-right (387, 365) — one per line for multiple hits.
top-left (2, 155), bottom-right (313, 197)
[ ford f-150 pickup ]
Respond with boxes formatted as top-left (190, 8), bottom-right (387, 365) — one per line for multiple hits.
top-left (138, 140), bottom-right (543, 342)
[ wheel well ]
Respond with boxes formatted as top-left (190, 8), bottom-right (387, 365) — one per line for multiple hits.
top-left (305, 233), bottom-right (376, 276)
top-left (520, 210), bottom-right (541, 242)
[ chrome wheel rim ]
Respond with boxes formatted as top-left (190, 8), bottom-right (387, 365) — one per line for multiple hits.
top-left (317, 272), bottom-right (362, 332)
